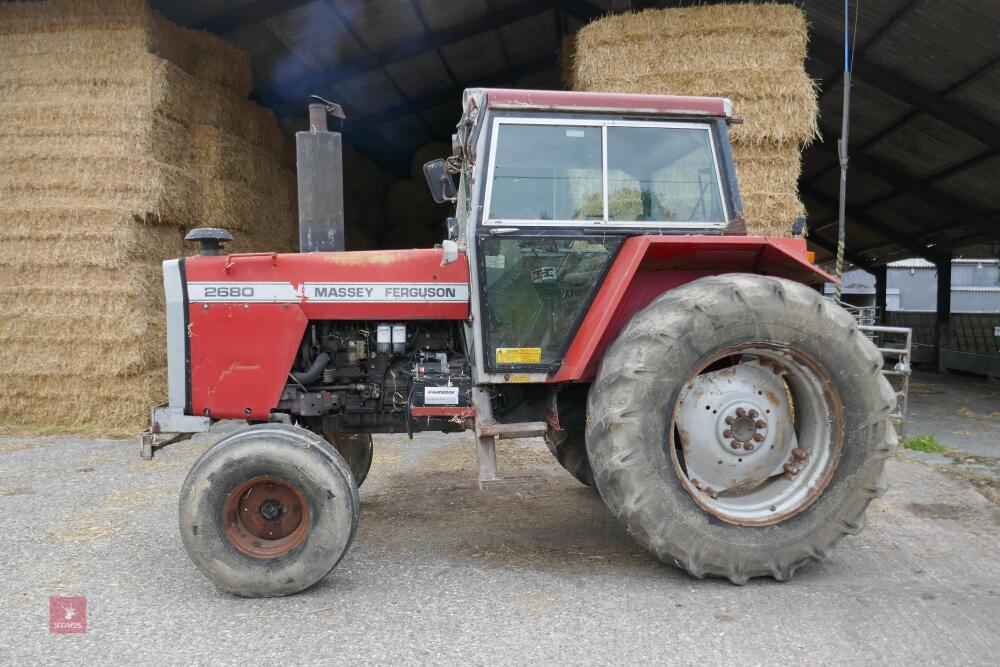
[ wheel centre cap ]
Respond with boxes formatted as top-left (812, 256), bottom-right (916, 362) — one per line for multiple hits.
top-left (730, 415), bottom-right (757, 442)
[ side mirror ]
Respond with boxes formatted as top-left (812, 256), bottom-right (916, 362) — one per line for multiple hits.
top-left (423, 158), bottom-right (457, 204)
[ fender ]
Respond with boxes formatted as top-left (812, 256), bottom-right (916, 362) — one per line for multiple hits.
top-left (552, 236), bottom-right (835, 382)
top-left (181, 249), bottom-right (470, 420)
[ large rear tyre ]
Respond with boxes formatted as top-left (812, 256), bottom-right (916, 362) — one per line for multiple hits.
top-left (586, 274), bottom-right (897, 584)
top-left (544, 426), bottom-right (595, 486)
top-left (179, 424), bottom-right (359, 597)
top-left (323, 432), bottom-right (374, 487)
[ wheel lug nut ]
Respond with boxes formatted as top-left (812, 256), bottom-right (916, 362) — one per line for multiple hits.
top-left (748, 409), bottom-right (758, 418)
top-left (743, 442), bottom-right (754, 451)
top-left (730, 440), bottom-right (741, 449)
top-left (736, 407), bottom-right (746, 417)
top-left (755, 420), bottom-right (766, 429)
top-left (723, 429), bottom-right (732, 438)
top-left (725, 416), bottom-right (734, 425)
top-left (753, 433), bottom-right (764, 442)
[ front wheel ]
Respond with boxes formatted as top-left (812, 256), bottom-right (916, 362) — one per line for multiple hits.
top-left (586, 274), bottom-right (897, 584)
top-left (179, 424), bottom-right (359, 597)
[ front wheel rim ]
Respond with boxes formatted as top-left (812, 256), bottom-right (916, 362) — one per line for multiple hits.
top-left (222, 476), bottom-right (311, 558)
top-left (671, 344), bottom-right (844, 526)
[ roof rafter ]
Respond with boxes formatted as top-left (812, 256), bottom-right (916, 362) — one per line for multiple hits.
top-left (812, 125), bottom-right (1000, 240)
top-left (263, 0), bottom-right (563, 105)
top-left (351, 54), bottom-right (558, 131)
top-left (809, 34), bottom-right (1000, 150)
top-left (196, 0), bottom-right (314, 34)
top-left (802, 185), bottom-right (932, 258)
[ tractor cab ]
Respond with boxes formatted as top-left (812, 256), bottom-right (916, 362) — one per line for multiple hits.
top-left (423, 88), bottom-right (743, 385)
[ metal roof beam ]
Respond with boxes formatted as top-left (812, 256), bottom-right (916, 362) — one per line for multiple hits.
top-left (810, 34), bottom-right (1000, 150)
top-left (196, 0), bottom-right (313, 35)
top-left (802, 186), bottom-right (932, 258)
top-left (351, 54), bottom-right (559, 131)
top-left (558, 0), bottom-right (611, 23)
top-left (265, 0), bottom-right (562, 101)
top-left (813, 124), bottom-right (1000, 241)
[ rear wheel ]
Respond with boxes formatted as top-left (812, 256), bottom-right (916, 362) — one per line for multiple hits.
top-left (586, 274), bottom-right (897, 583)
top-left (323, 433), bottom-right (374, 487)
top-left (179, 424), bottom-right (359, 597)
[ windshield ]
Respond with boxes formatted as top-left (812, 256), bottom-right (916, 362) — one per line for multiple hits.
top-left (486, 120), bottom-right (727, 225)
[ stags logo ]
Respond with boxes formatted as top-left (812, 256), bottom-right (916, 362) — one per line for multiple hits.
top-left (49, 596), bottom-right (86, 634)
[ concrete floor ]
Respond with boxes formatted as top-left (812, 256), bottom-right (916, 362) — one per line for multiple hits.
top-left (1, 372), bottom-right (998, 664)
top-left (905, 369), bottom-right (1000, 458)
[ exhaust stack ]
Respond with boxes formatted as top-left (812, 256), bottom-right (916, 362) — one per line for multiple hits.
top-left (296, 100), bottom-right (346, 252)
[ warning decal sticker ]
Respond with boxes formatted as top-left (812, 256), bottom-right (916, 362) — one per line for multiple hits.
top-left (495, 347), bottom-right (542, 364)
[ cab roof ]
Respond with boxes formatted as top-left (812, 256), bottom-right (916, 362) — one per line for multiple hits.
top-left (470, 88), bottom-right (733, 119)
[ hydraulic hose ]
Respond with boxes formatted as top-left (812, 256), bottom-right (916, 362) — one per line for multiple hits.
top-left (291, 352), bottom-right (329, 385)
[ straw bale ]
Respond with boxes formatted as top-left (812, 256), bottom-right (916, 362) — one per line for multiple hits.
top-left (0, 0), bottom-right (251, 95)
top-left (409, 142), bottom-right (452, 182)
top-left (560, 35), bottom-right (576, 90)
top-left (569, 3), bottom-right (818, 145)
top-left (731, 141), bottom-right (804, 235)
top-left (386, 179), bottom-right (448, 232)
top-left (0, 54), bottom-right (283, 155)
top-left (0, 103), bottom-right (197, 172)
top-left (0, 156), bottom-right (200, 227)
top-left (0, 212), bottom-right (183, 270)
top-left (191, 125), bottom-right (296, 201)
top-left (0, 370), bottom-right (166, 436)
top-left (343, 144), bottom-right (383, 250)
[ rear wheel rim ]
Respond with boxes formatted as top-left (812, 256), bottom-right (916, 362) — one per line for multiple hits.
top-left (671, 344), bottom-right (844, 526)
top-left (222, 476), bottom-right (310, 558)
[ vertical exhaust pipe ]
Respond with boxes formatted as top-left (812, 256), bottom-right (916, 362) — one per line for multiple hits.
top-left (296, 99), bottom-right (346, 252)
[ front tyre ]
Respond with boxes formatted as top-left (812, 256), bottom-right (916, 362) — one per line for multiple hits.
top-left (179, 424), bottom-right (359, 597)
top-left (586, 274), bottom-right (897, 584)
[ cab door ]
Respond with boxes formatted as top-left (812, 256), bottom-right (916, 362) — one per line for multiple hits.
top-left (469, 115), bottom-right (731, 382)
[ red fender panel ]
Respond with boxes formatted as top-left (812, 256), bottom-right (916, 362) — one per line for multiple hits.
top-left (553, 236), bottom-right (835, 383)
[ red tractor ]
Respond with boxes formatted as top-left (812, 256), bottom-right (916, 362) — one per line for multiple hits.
top-left (144, 88), bottom-right (896, 597)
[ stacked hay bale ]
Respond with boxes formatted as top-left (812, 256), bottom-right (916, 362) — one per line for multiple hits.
top-left (0, 0), bottom-right (297, 435)
top-left (382, 142), bottom-right (452, 248)
top-left (342, 144), bottom-right (381, 251)
top-left (565, 3), bottom-right (817, 236)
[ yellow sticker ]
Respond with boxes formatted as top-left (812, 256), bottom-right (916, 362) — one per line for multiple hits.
top-left (495, 347), bottom-right (542, 364)
top-left (509, 375), bottom-right (530, 383)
